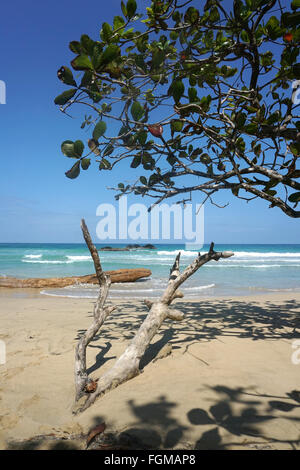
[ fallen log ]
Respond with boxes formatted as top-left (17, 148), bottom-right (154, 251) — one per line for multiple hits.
top-left (0, 268), bottom-right (151, 288)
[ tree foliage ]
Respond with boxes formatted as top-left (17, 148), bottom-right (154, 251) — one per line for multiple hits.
top-left (55, 0), bottom-right (300, 217)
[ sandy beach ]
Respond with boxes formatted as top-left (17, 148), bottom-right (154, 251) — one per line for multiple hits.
top-left (0, 289), bottom-right (299, 450)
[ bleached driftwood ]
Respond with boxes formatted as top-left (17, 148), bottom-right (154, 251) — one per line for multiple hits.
top-left (74, 220), bottom-right (116, 401)
top-left (74, 219), bottom-right (233, 413)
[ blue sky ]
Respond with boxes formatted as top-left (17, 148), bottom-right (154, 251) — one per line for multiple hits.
top-left (0, 0), bottom-right (299, 244)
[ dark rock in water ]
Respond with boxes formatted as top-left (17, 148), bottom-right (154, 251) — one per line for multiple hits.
top-left (100, 247), bottom-right (130, 251)
top-left (0, 268), bottom-right (152, 288)
top-left (125, 244), bottom-right (156, 250)
top-left (100, 244), bottom-right (156, 251)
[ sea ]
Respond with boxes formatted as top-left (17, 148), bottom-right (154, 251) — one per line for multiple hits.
top-left (0, 243), bottom-right (299, 300)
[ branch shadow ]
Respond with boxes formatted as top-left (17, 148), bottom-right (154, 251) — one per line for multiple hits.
top-left (99, 386), bottom-right (300, 450)
top-left (6, 387), bottom-right (300, 450)
top-left (86, 341), bottom-right (116, 375)
top-left (74, 297), bottom-right (300, 378)
top-left (189, 385), bottom-right (300, 450)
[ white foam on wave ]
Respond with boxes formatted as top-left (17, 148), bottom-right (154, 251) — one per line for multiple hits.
top-left (234, 251), bottom-right (300, 258)
top-left (24, 254), bottom-right (42, 259)
top-left (183, 283), bottom-right (215, 291)
top-left (40, 290), bottom-right (96, 299)
top-left (205, 263), bottom-right (300, 268)
top-left (22, 259), bottom-right (73, 264)
top-left (157, 250), bottom-right (198, 257)
top-left (66, 255), bottom-right (92, 261)
top-left (110, 288), bottom-right (157, 293)
top-left (41, 282), bottom-right (216, 299)
top-left (156, 250), bottom-right (300, 259)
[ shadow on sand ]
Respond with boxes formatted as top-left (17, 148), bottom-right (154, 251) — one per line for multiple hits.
top-left (8, 297), bottom-right (299, 450)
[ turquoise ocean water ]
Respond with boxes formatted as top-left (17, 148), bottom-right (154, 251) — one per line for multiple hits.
top-left (0, 243), bottom-right (299, 299)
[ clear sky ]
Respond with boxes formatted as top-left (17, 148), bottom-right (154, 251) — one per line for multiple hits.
top-left (0, 0), bottom-right (299, 244)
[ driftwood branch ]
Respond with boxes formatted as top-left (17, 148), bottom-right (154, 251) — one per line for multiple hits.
top-left (74, 219), bottom-right (115, 401)
top-left (74, 220), bottom-right (233, 413)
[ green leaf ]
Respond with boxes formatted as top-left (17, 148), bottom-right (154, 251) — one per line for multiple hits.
top-left (244, 123), bottom-right (258, 135)
top-left (131, 101), bottom-right (145, 121)
top-left (99, 158), bottom-right (111, 170)
top-left (81, 158), bottom-right (91, 170)
top-left (93, 121), bottom-right (107, 140)
top-left (88, 139), bottom-right (100, 155)
top-left (54, 88), bottom-right (77, 106)
top-left (200, 153), bottom-right (211, 164)
top-left (121, 1), bottom-right (127, 17)
top-left (80, 34), bottom-right (95, 56)
top-left (291, 0), bottom-right (300, 10)
top-left (290, 142), bottom-right (300, 156)
top-left (188, 87), bottom-right (198, 103)
top-left (80, 71), bottom-right (93, 88)
top-left (103, 143), bottom-right (114, 156)
top-left (264, 189), bottom-right (277, 196)
top-left (113, 15), bottom-right (125, 30)
top-left (140, 176), bottom-right (147, 185)
top-left (65, 161), bottom-right (80, 179)
top-left (167, 154), bottom-right (177, 166)
top-left (126, 0), bottom-right (137, 18)
top-left (281, 11), bottom-right (300, 27)
top-left (74, 140), bottom-right (84, 157)
top-left (99, 45), bottom-right (121, 67)
top-left (200, 95), bottom-right (212, 112)
top-left (54, 89), bottom-right (77, 105)
top-left (292, 63), bottom-right (300, 79)
top-left (61, 140), bottom-right (77, 158)
top-left (236, 137), bottom-right (246, 152)
top-left (100, 22), bottom-right (112, 42)
top-left (169, 80), bottom-right (184, 104)
top-left (235, 112), bottom-right (247, 128)
top-left (267, 111), bottom-right (280, 125)
top-left (152, 49), bottom-right (165, 68)
top-left (209, 6), bottom-right (220, 22)
top-left (131, 154), bottom-right (142, 168)
top-left (241, 30), bottom-right (249, 42)
top-left (142, 153), bottom-right (155, 170)
top-left (171, 120), bottom-right (183, 133)
top-left (184, 7), bottom-right (199, 23)
top-left (137, 130), bottom-right (147, 145)
top-left (288, 192), bottom-right (300, 203)
top-left (87, 91), bottom-right (102, 103)
top-left (71, 55), bottom-right (93, 71)
top-left (57, 66), bottom-right (77, 86)
top-left (69, 41), bottom-right (82, 54)
top-left (91, 43), bottom-right (104, 69)
top-left (266, 16), bottom-right (282, 40)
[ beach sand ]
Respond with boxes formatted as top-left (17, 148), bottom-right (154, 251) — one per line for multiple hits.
top-left (0, 289), bottom-right (299, 450)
